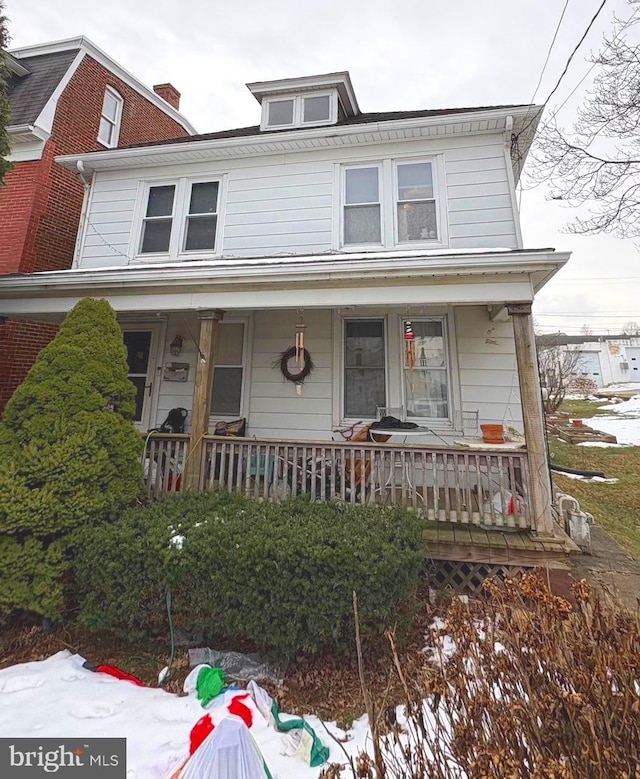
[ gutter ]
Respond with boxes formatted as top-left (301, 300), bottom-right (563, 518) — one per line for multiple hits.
top-left (0, 249), bottom-right (570, 297)
top-left (55, 105), bottom-right (544, 172)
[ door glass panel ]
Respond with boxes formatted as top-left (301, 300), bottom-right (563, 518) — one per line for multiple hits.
top-left (123, 331), bottom-right (152, 423)
top-left (216, 323), bottom-right (244, 365)
top-left (344, 320), bottom-right (386, 417)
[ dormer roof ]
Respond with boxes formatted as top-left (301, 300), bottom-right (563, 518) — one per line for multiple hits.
top-left (246, 72), bottom-right (360, 117)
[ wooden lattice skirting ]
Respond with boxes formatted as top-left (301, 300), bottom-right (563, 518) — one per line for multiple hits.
top-left (427, 560), bottom-right (528, 595)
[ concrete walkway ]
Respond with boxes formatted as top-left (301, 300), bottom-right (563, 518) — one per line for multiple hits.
top-left (569, 524), bottom-right (640, 611)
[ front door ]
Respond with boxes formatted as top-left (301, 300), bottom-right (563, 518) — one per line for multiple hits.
top-left (123, 328), bottom-right (160, 430)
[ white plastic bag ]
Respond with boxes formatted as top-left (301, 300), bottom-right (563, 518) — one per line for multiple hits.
top-left (178, 715), bottom-right (271, 779)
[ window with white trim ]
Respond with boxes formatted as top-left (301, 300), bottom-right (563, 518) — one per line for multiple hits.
top-left (340, 158), bottom-right (443, 248)
top-left (402, 318), bottom-right (449, 420)
top-left (262, 92), bottom-right (337, 130)
top-left (184, 182), bottom-right (219, 251)
top-left (138, 179), bottom-right (221, 256)
top-left (98, 87), bottom-right (123, 147)
top-left (344, 319), bottom-right (386, 418)
top-left (343, 167), bottom-right (381, 245)
top-left (396, 161), bottom-right (438, 242)
top-left (211, 322), bottom-right (246, 417)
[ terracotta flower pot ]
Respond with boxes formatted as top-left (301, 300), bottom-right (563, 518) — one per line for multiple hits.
top-left (481, 423), bottom-right (505, 444)
top-left (572, 419), bottom-right (584, 428)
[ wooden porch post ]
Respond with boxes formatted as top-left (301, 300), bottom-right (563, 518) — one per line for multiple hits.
top-left (185, 310), bottom-right (224, 490)
top-left (507, 302), bottom-right (554, 536)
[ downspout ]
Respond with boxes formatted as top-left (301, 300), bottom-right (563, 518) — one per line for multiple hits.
top-left (71, 160), bottom-right (92, 270)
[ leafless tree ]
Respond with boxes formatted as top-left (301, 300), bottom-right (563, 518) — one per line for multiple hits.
top-left (528, 2), bottom-right (640, 238)
top-left (537, 336), bottom-right (583, 413)
top-left (622, 320), bottom-right (640, 335)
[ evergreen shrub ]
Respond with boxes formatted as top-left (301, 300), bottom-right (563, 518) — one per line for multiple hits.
top-left (76, 492), bottom-right (425, 660)
top-left (0, 298), bottom-right (144, 621)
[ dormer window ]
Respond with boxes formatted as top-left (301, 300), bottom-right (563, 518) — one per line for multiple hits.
top-left (98, 87), bottom-right (123, 148)
top-left (262, 92), bottom-right (337, 130)
top-left (248, 72), bottom-right (359, 132)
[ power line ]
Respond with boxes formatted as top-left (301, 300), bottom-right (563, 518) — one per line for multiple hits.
top-left (544, 0), bottom-right (609, 105)
top-left (536, 312), bottom-right (640, 318)
top-left (529, 0), bottom-right (572, 105)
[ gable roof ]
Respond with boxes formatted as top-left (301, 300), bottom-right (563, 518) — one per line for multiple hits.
top-left (7, 36), bottom-right (196, 135)
top-left (7, 49), bottom-right (80, 127)
top-left (120, 103), bottom-right (529, 150)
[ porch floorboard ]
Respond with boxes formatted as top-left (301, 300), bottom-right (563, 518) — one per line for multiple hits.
top-left (423, 522), bottom-right (580, 570)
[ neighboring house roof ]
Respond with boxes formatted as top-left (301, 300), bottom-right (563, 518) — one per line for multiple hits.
top-left (537, 334), bottom-right (635, 347)
top-left (121, 103), bottom-right (529, 150)
top-left (7, 49), bottom-right (80, 127)
top-left (7, 36), bottom-right (196, 135)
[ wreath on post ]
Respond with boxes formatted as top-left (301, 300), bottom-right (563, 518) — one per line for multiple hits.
top-left (274, 346), bottom-right (314, 384)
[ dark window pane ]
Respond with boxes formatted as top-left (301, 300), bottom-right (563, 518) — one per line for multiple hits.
top-left (397, 162), bottom-right (433, 200)
top-left (345, 168), bottom-right (379, 204)
top-left (185, 215), bottom-right (217, 251)
top-left (268, 99), bottom-right (294, 126)
top-left (397, 201), bottom-right (437, 241)
top-left (345, 320), bottom-right (385, 367)
top-left (189, 182), bottom-right (219, 214)
top-left (345, 368), bottom-right (386, 418)
top-left (146, 185), bottom-right (175, 217)
top-left (128, 376), bottom-right (146, 422)
top-left (344, 205), bottom-right (381, 244)
top-left (123, 331), bottom-right (151, 374)
top-left (141, 218), bottom-right (172, 253)
top-left (212, 367), bottom-right (243, 415)
top-left (304, 95), bottom-right (330, 122)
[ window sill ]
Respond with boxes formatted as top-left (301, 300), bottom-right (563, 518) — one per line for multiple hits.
top-left (96, 137), bottom-right (118, 149)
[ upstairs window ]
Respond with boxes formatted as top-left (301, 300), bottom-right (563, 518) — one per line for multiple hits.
top-left (262, 92), bottom-right (337, 130)
top-left (396, 162), bottom-right (437, 242)
top-left (184, 182), bottom-right (219, 251)
top-left (138, 179), bottom-right (221, 256)
top-left (98, 87), bottom-right (123, 147)
top-left (340, 157), bottom-right (444, 249)
top-left (343, 167), bottom-right (381, 245)
top-left (140, 185), bottom-right (175, 254)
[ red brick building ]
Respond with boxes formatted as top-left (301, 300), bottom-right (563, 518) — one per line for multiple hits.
top-left (0, 36), bottom-right (195, 410)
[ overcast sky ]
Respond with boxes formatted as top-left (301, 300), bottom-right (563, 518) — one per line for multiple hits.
top-left (9, 0), bottom-right (639, 334)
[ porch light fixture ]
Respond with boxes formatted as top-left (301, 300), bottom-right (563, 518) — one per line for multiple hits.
top-left (170, 334), bottom-right (184, 357)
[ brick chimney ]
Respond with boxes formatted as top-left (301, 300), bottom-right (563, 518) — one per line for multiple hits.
top-left (153, 83), bottom-right (181, 110)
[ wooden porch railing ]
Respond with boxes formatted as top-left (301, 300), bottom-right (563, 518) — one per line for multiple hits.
top-left (144, 433), bottom-right (532, 529)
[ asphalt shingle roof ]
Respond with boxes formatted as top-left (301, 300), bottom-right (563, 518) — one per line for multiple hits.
top-left (7, 49), bottom-right (80, 127)
top-left (120, 103), bottom-right (529, 150)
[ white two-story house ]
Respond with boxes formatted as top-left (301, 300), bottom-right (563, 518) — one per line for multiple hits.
top-left (0, 72), bottom-right (575, 568)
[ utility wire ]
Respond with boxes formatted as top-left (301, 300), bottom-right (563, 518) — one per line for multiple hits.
top-left (529, 0), bottom-right (572, 105)
top-left (544, 0), bottom-right (609, 106)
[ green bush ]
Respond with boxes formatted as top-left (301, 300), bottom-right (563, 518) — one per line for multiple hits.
top-left (0, 298), bottom-right (144, 622)
top-left (76, 492), bottom-right (425, 660)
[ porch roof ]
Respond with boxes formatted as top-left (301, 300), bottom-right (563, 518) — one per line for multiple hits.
top-left (0, 247), bottom-right (569, 321)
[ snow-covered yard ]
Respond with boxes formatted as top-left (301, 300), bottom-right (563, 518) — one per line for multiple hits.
top-left (0, 651), bottom-right (372, 778)
top-left (582, 392), bottom-right (640, 447)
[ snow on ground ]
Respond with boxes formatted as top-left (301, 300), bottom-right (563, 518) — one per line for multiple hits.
top-left (0, 652), bottom-right (376, 778)
top-left (581, 392), bottom-right (640, 447)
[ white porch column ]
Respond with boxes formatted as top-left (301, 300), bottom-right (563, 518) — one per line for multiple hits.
top-left (507, 302), bottom-right (554, 536)
top-left (185, 309), bottom-right (224, 490)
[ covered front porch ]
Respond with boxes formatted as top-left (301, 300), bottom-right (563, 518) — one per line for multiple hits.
top-left (0, 248), bottom-right (576, 565)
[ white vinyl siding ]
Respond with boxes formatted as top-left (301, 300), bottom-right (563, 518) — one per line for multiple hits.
top-left (77, 134), bottom-right (518, 269)
top-left (455, 306), bottom-right (523, 431)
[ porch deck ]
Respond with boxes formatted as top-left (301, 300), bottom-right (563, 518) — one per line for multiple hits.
top-left (144, 432), bottom-right (579, 570)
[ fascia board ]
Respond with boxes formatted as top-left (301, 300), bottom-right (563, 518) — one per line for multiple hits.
top-left (0, 250), bottom-right (571, 297)
top-left (55, 105), bottom-right (538, 172)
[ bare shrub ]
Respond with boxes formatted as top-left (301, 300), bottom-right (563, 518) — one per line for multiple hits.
top-left (568, 375), bottom-right (598, 398)
top-left (538, 343), bottom-right (583, 413)
top-left (344, 573), bottom-right (640, 778)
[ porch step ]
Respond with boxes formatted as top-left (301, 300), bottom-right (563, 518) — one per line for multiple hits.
top-left (423, 522), bottom-right (579, 570)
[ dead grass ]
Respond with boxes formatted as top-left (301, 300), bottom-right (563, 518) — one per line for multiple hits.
top-left (550, 437), bottom-right (640, 561)
top-left (559, 398), bottom-right (609, 419)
